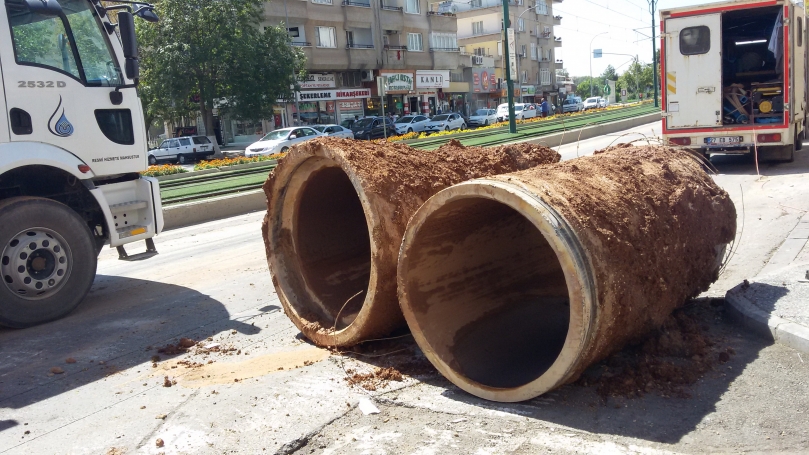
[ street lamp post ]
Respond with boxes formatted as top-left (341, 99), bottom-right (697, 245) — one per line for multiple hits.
top-left (589, 32), bottom-right (608, 98)
top-left (282, 0), bottom-right (301, 127)
top-left (647, 0), bottom-right (659, 107)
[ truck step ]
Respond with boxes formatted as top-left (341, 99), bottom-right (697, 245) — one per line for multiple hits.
top-left (116, 224), bottom-right (149, 239)
top-left (116, 238), bottom-right (158, 261)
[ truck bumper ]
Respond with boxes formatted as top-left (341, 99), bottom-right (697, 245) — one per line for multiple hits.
top-left (88, 176), bottom-right (163, 248)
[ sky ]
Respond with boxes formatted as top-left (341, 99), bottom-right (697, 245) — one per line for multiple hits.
top-left (553, 0), bottom-right (730, 77)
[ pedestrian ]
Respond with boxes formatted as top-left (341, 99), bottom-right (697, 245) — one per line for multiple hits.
top-left (540, 98), bottom-right (549, 118)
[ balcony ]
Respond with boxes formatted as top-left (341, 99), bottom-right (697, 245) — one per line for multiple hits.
top-left (430, 47), bottom-right (460, 52)
top-left (553, 15), bottom-right (561, 26)
top-left (384, 44), bottom-right (408, 50)
top-left (380, 0), bottom-right (402, 11)
top-left (292, 41), bottom-right (312, 47)
top-left (554, 37), bottom-right (562, 47)
top-left (342, 0), bottom-right (371, 6)
top-left (461, 53), bottom-right (495, 67)
top-left (427, 2), bottom-right (456, 17)
top-left (555, 59), bottom-right (563, 69)
top-left (347, 43), bottom-right (375, 49)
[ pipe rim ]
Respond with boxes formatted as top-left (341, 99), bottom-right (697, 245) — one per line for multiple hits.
top-left (398, 178), bottom-right (597, 402)
top-left (268, 151), bottom-right (380, 346)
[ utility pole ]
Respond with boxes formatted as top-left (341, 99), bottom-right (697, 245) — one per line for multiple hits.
top-left (282, 0), bottom-right (301, 125)
top-left (648, 0), bottom-right (659, 107)
top-left (502, 0), bottom-right (516, 133)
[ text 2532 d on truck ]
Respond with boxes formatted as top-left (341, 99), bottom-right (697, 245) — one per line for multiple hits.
top-left (661, 0), bottom-right (806, 162)
top-left (0, 0), bottom-right (162, 328)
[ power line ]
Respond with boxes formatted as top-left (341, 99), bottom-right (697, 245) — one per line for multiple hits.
top-left (580, 0), bottom-right (648, 25)
top-left (555, 7), bottom-right (651, 33)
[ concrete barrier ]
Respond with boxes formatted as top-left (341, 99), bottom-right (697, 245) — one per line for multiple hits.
top-left (161, 113), bottom-right (661, 231)
top-left (162, 189), bottom-right (266, 231)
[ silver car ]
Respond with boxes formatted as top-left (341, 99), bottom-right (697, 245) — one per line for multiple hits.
top-left (394, 115), bottom-right (431, 134)
top-left (312, 124), bottom-right (354, 139)
top-left (469, 109), bottom-right (497, 127)
top-left (245, 127), bottom-right (323, 156)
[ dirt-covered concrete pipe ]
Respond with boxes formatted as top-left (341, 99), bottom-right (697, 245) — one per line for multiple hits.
top-left (397, 145), bottom-right (737, 402)
top-left (262, 138), bottom-right (561, 347)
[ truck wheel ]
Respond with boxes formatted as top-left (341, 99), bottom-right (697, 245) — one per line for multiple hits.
top-left (0, 197), bottom-right (97, 328)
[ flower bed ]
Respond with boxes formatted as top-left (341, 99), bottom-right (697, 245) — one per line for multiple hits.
top-left (140, 164), bottom-right (188, 177)
top-left (193, 153), bottom-right (285, 171)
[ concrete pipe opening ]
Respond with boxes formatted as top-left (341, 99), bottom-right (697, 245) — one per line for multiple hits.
top-left (398, 182), bottom-right (594, 402)
top-left (267, 155), bottom-right (377, 345)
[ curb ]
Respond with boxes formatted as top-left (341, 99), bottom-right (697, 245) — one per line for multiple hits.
top-left (725, 285), bottom-right (809, 354)
top-left (520, 111), bottom-right (662, 148)
top-left (162, 189), bottom-right (266, 231)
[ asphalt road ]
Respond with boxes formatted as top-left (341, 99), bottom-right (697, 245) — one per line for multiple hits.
top-left (1, 123), bottom-right (808, 454)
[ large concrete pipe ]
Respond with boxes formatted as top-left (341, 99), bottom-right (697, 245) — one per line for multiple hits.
top-left (262, 138), bottom-right (561, 347)
top-left (397, 145), bottom-right (737, 402)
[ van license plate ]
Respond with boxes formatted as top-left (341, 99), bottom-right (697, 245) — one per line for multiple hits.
top-left (705, 136), bottom-right (743, 145)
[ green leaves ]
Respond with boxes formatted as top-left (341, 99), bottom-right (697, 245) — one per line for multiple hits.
top-left (137, 0), bottom-right (303, 129)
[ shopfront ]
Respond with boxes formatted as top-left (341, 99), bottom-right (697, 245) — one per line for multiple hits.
top-left (446, 81), bottom-right (470, 115)
top-left (416, 70), bottom-right (448, 116)
top-left (521, 85), bottom-right (536, 104)
top-left (379, 71), bottom-right (415, 117)
top-left (471, 68), bottom-right (499, 110)
top-left (287, 88), bottom-right (372, 126)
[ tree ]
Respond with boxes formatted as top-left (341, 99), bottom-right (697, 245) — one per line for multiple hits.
top-left (137, 0), bottom-right (304, 133)
top-left (576, 76), bottom-right (600, 98)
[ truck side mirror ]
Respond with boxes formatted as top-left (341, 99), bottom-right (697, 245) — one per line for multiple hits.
top-left (117, 12), bottom-right (140, 80)
top-left (134, 7), bottom-right (159, 23)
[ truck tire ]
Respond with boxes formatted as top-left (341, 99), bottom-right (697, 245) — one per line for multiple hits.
top-left (0, 197), bottom-right (97, 328)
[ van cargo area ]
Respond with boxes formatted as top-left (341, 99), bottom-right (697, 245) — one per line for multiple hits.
top-left (721, 6), bottom-right (785, 126)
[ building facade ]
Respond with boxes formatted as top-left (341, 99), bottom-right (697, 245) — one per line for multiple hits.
top-left (455, 0), bottom-right (563, 110)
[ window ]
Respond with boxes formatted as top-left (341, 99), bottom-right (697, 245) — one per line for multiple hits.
top-left (536, 1), bottom-right (548, 15)
top-left (405, 0), bottom-right (420, 14)
top-left (497, 41), bottom-right (503, 56)
top-left (531, 43), bottom-right (537, 60)
top-left (543, 26), bottom-right (551, 38)
top-left (521, 44), bottom-right (526, 58)
top-left (287, 27), bottom-right (300, 37)
top-left (472, 21), bottom-right (484, 35)
top-left (179, 138), bottom-right (192, 146)
top-left (7, 0), bottom-right (122, 86)
top-left (799, 17), bottom-right (803, 47)
top-left (518, 18), bottom-right (525, 32)
top-left (541, 68), bottom-right (551, 85)
top-left (474, 47), bottom-right (486, 56)
top-left (95, 109), bottom-right (134, 145)
top-left (536, 72), bottom-right (540, 84)
top-left (408, 33), bottom-right (423, 51)
top-left (316, 26), bottom-right (337, 48)
top-left (430, 32), bottom-right (457, 50)
top-left (521, 71), bottom-right (528, 83)
top-left (192, 136), bottom-right (211, 144)
top-left (680, 26), bottom-right (710, 55)
top-left (471, 0), bottom-right (482, 7)
top-left (346, 30), bottom-right (354, 46)
top-left (340, 72), bottom-right (362, 87)
top-left (312, 0), bottom-right (332, 3)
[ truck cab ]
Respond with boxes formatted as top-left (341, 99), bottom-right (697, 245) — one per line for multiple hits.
top-left (0, 0), bottom-right (161, 327)
top-left (661, 0), bottom-right (805, 162)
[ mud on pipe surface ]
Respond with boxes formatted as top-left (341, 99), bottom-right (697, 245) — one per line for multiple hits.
top-left (397, 145), bottom-right (737, 402)
top-left (262, 138), bottom-right (561, 347)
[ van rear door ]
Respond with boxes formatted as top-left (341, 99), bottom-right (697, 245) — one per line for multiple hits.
top-left (665, 13), bottom-right (722, 128)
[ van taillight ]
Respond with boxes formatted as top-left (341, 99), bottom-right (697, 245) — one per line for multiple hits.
top-left (757, 133), bottom-right (781, 143)
top-left (669, 137), bottom-right (691, 146)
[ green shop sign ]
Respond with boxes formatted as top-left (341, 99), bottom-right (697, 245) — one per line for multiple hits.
top-left (384, 72), bottom-right (414, 92)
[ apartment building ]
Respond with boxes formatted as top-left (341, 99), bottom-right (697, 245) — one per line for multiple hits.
top-left (455, 0), bottom-right (563, 110)
top-left (262, 0), bottom-right (472, 130)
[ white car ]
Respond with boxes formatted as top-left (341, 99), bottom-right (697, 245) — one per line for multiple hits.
top-left (583, 97), bottom-right (600, 110)
top-left (394, 115), bottom-right (431, 134)
top-left (469, 109), bottom-right (497, 127)
top-left (495, 103), bottom-right (538, 122)
top-left (245, 127), bottom-right (322, 156)
top-left (423, 113), bottom-right (467, 133)
top-left (597, 97), bottom-right (608, 108)
top-left (149, 136), bottom-right (215, 165)
top-left (312, 124), bottom-right (354, 139)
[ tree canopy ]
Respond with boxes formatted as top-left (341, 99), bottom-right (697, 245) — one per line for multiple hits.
top-left (137, 0), bottom-right (304, 132)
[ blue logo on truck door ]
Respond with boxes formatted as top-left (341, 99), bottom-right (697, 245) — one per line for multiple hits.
top-left (48, 96), bottom-right (74, 137)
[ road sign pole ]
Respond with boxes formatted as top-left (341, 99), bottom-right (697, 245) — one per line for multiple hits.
top-left (502, 0), bottom-right (516, 133)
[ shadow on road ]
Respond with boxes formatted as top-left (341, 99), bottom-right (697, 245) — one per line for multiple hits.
top-left (710, 148), bottom-right (809, 176)
top-left (367, 299), bottom-right (770, 445)
top-left (0, 275), bottom-right (275, 414)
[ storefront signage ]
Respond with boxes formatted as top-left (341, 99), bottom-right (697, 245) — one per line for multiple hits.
top-left (380, 71), bottom-right (414, 93)
top-left (338, 100), bottom-right (364, 110)
top-left (522, 85), bottom-right (536, 96)
top-left (298, 73), bottom-right (336, 89)
top-left (472, 68), bottom-right (497, 93)
top-left (416, 70), bottom-right (449, 89)
top-left (295, 88), bottom-right (372, 102)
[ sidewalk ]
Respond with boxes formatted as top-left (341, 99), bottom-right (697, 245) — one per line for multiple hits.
top-left (726, 212), bottom-right (809, 354)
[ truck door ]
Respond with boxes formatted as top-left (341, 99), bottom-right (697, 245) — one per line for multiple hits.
top-left (792, 5), bottom-right (806, 135)
top-left (664, 14), bottom-right (723, 128)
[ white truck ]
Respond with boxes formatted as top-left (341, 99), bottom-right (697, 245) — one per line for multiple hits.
top-left (661, 0), bottom-right (806, 162)
top-left (0, 0), bottom-right (161, 327)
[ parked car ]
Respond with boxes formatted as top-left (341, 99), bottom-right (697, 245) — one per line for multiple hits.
top-left (394, 115), bottom-right (431, 134)
top-left (312, 124), bottom-right (355, 139)
top-left (469, 109), bottom-right (497, 127)
top-left (598, 97), bottom-right (608, 108)
top-left (562, 97), bottom-right (583, 113)
top-left (149, 135), bottom-right (216, 165)
top-left (245, 127), bottom-right (322, 157)
top-left (495, 103), bottom-right (538, 122)
top-left (583, 97), bottom-right (601, 110)
top-left (351, 117), bottom-right (397, 140)
top-left (423, 113), bottom-right (467, 133)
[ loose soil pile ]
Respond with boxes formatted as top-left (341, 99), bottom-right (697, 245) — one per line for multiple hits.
top-left (345, 366), bottom-right (404, 391)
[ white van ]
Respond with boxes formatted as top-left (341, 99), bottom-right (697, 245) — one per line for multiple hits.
top-left (496, 103), bottom-right (538, 122)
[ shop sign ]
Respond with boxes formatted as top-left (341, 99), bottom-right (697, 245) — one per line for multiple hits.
top-left (522, 85), bottom-right (536, 96)
top-left (338, 100), bottom-right (364, 110)
top-left (416, 70), bottom-right (449, 89)
top-left (296, 88), bottom-right (372, 102)
top-left (298, 73), bottom-right (336, 89)
top-left (326, 101), bottom-right (335, 113)
top-left (472, 68), bottom-right (497, 93)
top-left (380, 71), bottom-right (414, 93)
